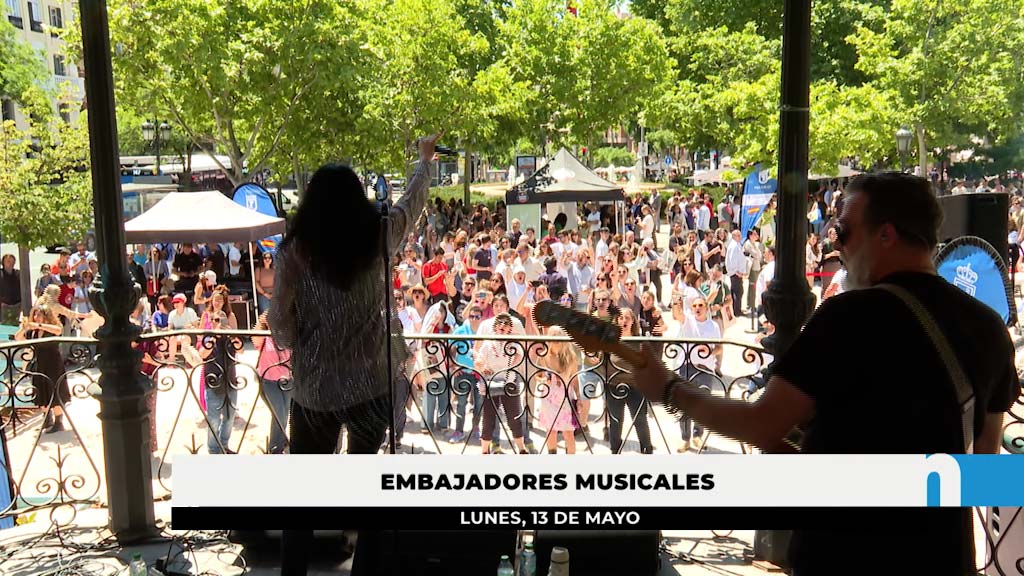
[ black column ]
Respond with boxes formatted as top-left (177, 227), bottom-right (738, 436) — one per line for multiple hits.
top-left (756, 0), bottom-right (816, 567)
top-left (79, 0), bottom-right (156, 541)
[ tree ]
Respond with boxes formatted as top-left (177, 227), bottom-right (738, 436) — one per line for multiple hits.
top-left (0, 114), bottom-right (93, 309)
top-left (101, 0), bottom-right (366, 187)
top-left (592, 146), bottom-right (634, 167)
top-left (560, 1), bottom-right (671, 158)
top-left (354, 0), bottom-right (493, 175)
top-left (849, 0), bottom-right (1024, 173)
top-left (0, 11), bottom-right (51, 116)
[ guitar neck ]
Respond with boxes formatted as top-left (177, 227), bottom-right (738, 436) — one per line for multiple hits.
top-left (607, 342), bottom-right (648, 369)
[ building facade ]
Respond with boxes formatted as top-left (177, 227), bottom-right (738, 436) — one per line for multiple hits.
top-left (2, 0), bottom-right (83, 129)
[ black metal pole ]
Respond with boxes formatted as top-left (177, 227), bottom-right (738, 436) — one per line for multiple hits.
top-left (155, 123), bottom-right (161, 176)
top-left (79, 0), bottom-right (156, 541)
top-left (756, 0), bottom-right (816, 567)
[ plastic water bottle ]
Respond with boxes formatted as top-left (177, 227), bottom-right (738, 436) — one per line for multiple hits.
top-left (128, 552), bottom-right (147, 576)
top-left (547, 546), bottom-right (569, 576)
top-left (519, 542), bottom-right (536, 576)
top-left (498, 554), bottom-right (514, 576)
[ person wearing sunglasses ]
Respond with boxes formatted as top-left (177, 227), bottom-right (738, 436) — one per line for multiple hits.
top-left (671, 296), bottom-right (719, 453)
top-left (475, 314), bottom-right (528, 454)
top-left (633, 172), bottom-right (1017, 575)
top-left (448, 304), bottom-right (488, 445)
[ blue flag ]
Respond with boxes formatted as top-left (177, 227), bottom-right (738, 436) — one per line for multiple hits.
top-left (934, 236), bottom-right (1014, 325)
top-left (232, 183), bottom-right (283, 255)
top-left (740, 164), bottom-right (778, 240)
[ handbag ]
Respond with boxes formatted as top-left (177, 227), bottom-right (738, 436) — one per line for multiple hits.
top-left (875, 284), bottom-right (975, 453)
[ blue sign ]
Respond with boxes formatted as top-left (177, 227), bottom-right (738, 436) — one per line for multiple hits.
top-left (0, 433), bottom-right (12, 530)
top-left (934, 236), bottom-right (1014, 325)
top-left (231, 183), bottom-right (282, 255)
top-left (664, 156), bottom-right (672, 166)
top-left (740, 164), bottom-right (778, 241)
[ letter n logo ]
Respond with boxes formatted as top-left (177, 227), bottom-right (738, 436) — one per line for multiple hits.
top-left (924, 454), bottom-right (962, 507)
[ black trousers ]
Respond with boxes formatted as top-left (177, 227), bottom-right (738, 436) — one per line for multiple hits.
top-left (649, 270), bottom-right (663, 304)
top-left (281, 395), bottom-right (391, 576)
top-left (730, 274), bottom-right (744, 316)
top-left (605, 382), bottom-right (653, 453)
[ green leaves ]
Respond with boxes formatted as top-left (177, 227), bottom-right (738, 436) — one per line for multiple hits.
top-left (0, 115), bottom-right (93, 249)
top-left (848, 0), bottom-right (1024, 162)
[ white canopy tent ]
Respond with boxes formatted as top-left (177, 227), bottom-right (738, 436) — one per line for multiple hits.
top-left (124, 191), bottom-right (287, 312)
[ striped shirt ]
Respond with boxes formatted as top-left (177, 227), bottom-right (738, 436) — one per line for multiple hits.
top-left (269, 162), bottom-right (431, 411)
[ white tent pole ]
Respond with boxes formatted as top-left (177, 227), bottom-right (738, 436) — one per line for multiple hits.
top-left (249, 241), bottom-right (259, 321)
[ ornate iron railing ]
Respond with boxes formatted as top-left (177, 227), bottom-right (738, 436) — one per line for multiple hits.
top-left (1, 330), bottom-right (1021, 574)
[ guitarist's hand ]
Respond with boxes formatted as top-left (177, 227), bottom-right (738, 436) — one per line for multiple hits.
top-left (625, 343), bottom-right (675, 404)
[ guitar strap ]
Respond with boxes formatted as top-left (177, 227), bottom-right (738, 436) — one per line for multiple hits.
top-left (875, 283), bottom-right (975, 454)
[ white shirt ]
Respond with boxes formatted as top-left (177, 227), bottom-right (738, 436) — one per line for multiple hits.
top-left (507, 280), bottom-right (528, 308)
top-left (68, 251), bottom-right (93, 273)
top-left (398, 306), bottom-right (421, 334)
top-left (420, 301), bottom-right (457, 334)
top-left (516, 256), bottom-right (545, 282)
top-left (495, 260), bottom-right (514, 286)
top-left (586, 211), bottom-right (601, 232)
top-left (697, 205), bottom-right (711, 231)
top-left (568, 262), bottom-right (595, 302)
top-left (640, 214), bottom-right (655, 240)
top-left (678, 315), bottom-right (721, 371)
top-left (168, 307), bottom-right (199, 330)
top-left (756, 261), bottom-right (775, 307)
top-left (725, 239), bottom-right (747, 277)
top-left (596, 239), bottom-right (609, 259)
top-left (226, 245), bottom-right (242, 275)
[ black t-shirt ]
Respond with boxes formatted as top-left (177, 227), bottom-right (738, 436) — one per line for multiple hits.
top-left (173, 252), bottom-right (203, 275)
top-left (208, 249), bottom-right (226, 280)
top-left (773, 271), bottom-right (1018, 574)
top-left (453, 292), bottom-right (473, 324)
top-left (473, 248), bottom-right (492, 280)
top-left (0, 268), bottom-right (20, 305)
top-left (704, 240), bottom-right (723, 269)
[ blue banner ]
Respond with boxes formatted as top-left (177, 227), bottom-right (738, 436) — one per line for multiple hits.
top-left (0, 431), bottom-right (12, 530)
top-left (934, 236), bottom-right (1014, 324)
top-left (231, 183), bottom-right (282, 255)
top-left (740, 164), bottom-right (778, 240)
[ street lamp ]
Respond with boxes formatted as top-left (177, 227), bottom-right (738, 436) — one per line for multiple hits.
top-left (895, 127), bottom-right (913, 172)
top-left (142, 120), bottom-right (171, 175)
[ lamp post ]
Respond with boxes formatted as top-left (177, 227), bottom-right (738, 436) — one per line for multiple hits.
top-left (80, 0), bottom-right (157, 541)
top-left (756, 0), bottom-right (815, 566)
top-left (141, 120), bottom-right (171, 175)
top-left (895, 127), bottom-right (913, 173)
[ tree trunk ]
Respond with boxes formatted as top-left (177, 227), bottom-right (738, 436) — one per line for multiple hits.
top-left (18, 245), bottom-right (32, 316)
top-left (915, 124), bottom-right (928, 177)
top-left (463, 141), bottom-right (472, 206)
top-left (292, 153), bottom-right (305, 199)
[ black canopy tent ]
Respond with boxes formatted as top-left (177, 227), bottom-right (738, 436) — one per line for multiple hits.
top-left (506, 148), bottom-right (627, 233)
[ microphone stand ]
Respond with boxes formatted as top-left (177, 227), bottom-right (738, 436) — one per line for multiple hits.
top-left (376, 174), bottom-right (398, 455)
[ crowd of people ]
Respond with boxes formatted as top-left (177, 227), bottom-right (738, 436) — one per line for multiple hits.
top-left (5, 160), bottom-right (1022, 460)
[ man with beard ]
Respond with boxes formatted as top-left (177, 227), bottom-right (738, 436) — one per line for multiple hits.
top-left (630, 172), bottom-right (1016, 574)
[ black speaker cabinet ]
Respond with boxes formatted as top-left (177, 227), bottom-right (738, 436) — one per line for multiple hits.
top-left (534, 530), bottom-right (661, 575)
top-left (937, 193), bottom-right (1009, 264)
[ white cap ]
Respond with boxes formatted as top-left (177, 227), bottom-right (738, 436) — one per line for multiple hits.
top-left (642, 238), bottom-right (654, 247)
top-left (203, 270), bottom-right (217, 283)
top-left (513, 265), bottom-right (526, 276)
